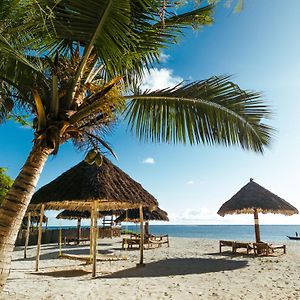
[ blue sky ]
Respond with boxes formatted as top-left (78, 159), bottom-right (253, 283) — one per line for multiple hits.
top-left (1, 0), bottom-right (300, 226)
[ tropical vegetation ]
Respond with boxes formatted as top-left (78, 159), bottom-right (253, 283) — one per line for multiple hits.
top-left (0, 0), bottom-right (272, 290)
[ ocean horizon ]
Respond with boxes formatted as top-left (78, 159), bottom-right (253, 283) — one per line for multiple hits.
top-left (47, 224), bottom-right (300, 242)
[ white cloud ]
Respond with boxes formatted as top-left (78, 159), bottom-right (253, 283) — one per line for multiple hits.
top-left (141, 68), bottom-right (183, 91)
top-left (186, 180), bottom-right (194, 185)
top-left (159, 52), bottom-right (170, 63)
top-left (142, 157), bottom-right (155, 164)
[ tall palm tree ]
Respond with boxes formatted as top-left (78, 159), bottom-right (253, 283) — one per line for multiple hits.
top-left (0, 0), bottom-right (273, 289)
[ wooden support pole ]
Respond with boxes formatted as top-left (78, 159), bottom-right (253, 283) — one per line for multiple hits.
top-left (254, 209), bottom-right (261, 243)
top-left (58, 220), bottom-right (62, 256)
top-left (35, 204), bottom-right (44, 271)
top-left (137, 205), bottom-right (145, 267)
top-left (90, 206), bottom-right (94, 260)
top-left (24, 212), bottom-right (31, 258)
top-left (92, 202), bottom-right (98, 277)
top-left (77, 217), bottom-right (81, 244)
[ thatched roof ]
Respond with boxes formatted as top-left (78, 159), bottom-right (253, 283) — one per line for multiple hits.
top-left (115, 207), bottom-right (169, 223)
top-left (29, 158), bottom-right (158, 211)
top-left (218, 178), bottom-right (299, 216)
top-left (56, 209), bottom-right (123, 220)
top-left (56, 210), bottom-right (91, 220)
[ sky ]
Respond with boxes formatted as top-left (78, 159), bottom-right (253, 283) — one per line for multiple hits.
top-left (1, 0), bottom-right (300, 226)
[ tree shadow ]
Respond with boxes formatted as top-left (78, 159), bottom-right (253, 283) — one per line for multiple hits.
top-left (101, 257), bottom-right (248, 278)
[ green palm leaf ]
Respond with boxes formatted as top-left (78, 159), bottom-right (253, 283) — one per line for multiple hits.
top-left (124, 75), bottom-right (273, 153)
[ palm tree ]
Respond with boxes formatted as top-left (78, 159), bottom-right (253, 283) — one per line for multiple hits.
top-left (0, 0), bottom-right (273, 289)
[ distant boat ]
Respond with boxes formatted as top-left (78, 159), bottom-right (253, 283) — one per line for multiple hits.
top-left (287, 236), bottom-right (300, 240)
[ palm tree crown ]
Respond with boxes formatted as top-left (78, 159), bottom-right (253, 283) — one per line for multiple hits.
top-left (0, 0), bottom-right (272, 156)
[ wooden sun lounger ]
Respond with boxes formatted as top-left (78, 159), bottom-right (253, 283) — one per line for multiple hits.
top-left (219, 240), bottom-right (235, 253)
top-left (122, 234), bottom-right (169, 249)
top-left (149, 235), bottom-right (169, 248)
top-left (253, 242), bottom-right (286, 256)
top-left (64, 237), bottom-right (89, 245)
top-left (219, 240), bottom-right (253, 254)
top-left (233, 242), bottom-right (253, 254)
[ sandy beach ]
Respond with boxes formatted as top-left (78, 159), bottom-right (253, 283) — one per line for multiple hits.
top-left (2, 237), bottom-right (300, 300)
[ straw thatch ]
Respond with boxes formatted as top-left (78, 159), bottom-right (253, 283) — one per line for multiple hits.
top-left (29, 157), bottom-right (158, 211)
top-left (218, 178), bottom-right (299, 216)
top-left (56, 209), bottom-right (123, 220)
top-left (115, 207), bottom-right (169, 223)
top-left (56, 210), bottom-right (91, 220)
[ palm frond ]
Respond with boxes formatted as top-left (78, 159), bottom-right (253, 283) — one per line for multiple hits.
top-left (124, 75), bottom-right (273, 153)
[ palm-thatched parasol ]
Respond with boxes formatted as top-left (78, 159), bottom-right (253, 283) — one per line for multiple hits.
top-left (217, 178), bottom-right (299, 242)
top-left (29, 157), bottom-right (158, 211)
top-left (56, 210), bottom-right (92, 243)
top-left (116, 207), bottom-right (168, 238)
top-left (115, 207), bottom-right (169, 223)
top-left (29, 157), bottom-right (158, 275)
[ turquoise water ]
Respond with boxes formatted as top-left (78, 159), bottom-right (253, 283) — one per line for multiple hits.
top-left (135, 225), bottom-right (300, 242)
top-left (49, 225), bottom-right (300, 243)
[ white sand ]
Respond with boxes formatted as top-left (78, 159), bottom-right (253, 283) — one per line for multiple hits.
top-left (2, 237), bottom-right (300, 299)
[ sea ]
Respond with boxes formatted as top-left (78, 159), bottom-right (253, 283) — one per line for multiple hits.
top-left (48, 225), bottom-right (300, 243)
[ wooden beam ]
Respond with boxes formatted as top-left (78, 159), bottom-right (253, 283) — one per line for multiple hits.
top-left (92, 202), bottom-right (98, 277)
top-left (90, 205), bottom-right (93, 260)
top-left (35, 204), bottom-right (44, 271)
top-left (254, 209), bottom-right (261, 243)
top-left (24, 212), bottom-right (31, 258)
top-left (137, 205), bottom-right (145, 267)
top-left (77, 217), bottom-right (81, 244)
top-left (58, 220), bottom-right (62, 256)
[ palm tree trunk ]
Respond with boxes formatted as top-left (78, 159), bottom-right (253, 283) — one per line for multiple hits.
top-left (0, 145), bottom-right (52, 291)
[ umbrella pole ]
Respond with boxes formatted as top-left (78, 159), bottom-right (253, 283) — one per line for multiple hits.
top-left (35, 204), bottom-right (44, 271)
top-left (137, 205), bottom-right (145, 267)
top-left (92, 202), bottom-right (98, 277)
top-left (58, 219), bottom-right (62, 256)
top-left (254, 209), bottom-right (261, 242)
top-left (24, 212), bottom-right (31, 259)
top-left (90, 206), bottom-right (93, 260)
top-left (77, 217), bottom-right (81, 244)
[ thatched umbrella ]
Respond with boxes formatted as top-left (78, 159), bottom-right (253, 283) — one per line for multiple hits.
top-left (116, 207), bottom-right (168, 238)
top-left (56, 210), bottom-right (91, 244)
top-left (115, 207), bottom-right (169, 223)
top-left (29, 157), bottom-right (158, 275)
top-left (218, 178), bottom-right (299, 242)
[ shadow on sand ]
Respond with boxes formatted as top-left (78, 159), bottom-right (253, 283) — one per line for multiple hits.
top-left (13, 247), bottom-right (113, 262)
top-left (101, 257), bottom-right (248, 278)
top-left (29, 269), bottom-right (91, 278)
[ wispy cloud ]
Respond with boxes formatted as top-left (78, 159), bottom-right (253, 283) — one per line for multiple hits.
top-left (186, 180), bottom-right (195, 185)
top-left (142, 157), bottom-right (155, 164)
top-left (159, 52), bottom-right (170, 63)
top-left (141, 68), bottom-right (183, 91)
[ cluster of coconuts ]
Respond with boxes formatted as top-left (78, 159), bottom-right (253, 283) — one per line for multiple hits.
top-left (84, 149), bottom-right (103, 167)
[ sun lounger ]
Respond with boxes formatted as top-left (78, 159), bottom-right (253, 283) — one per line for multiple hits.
top-left (149, 234), bottom-right (169, 248)
top-left (253, 242), bottom-right (286, 256)
top-left (219, 240), bottom-right (235, 253)
top-left (233, 242), bottom-right (253, 254)
top-left (64, 237), bottom-right (89, 245)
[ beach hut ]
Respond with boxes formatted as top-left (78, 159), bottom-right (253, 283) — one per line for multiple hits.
top-left (29, 157), bottom-right (158, 276)
top-left (217, 178), bottom-right (299, 242)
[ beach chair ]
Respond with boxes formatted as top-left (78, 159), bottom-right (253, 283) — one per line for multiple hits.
top-left (253, 242), bottom-right (286, 256)
top-left (232, 242), bottom-right (253, 255)
top-left (148, 234), bottom-right (169, 248)
top-left (219, 240), bottom-right (235, 253)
